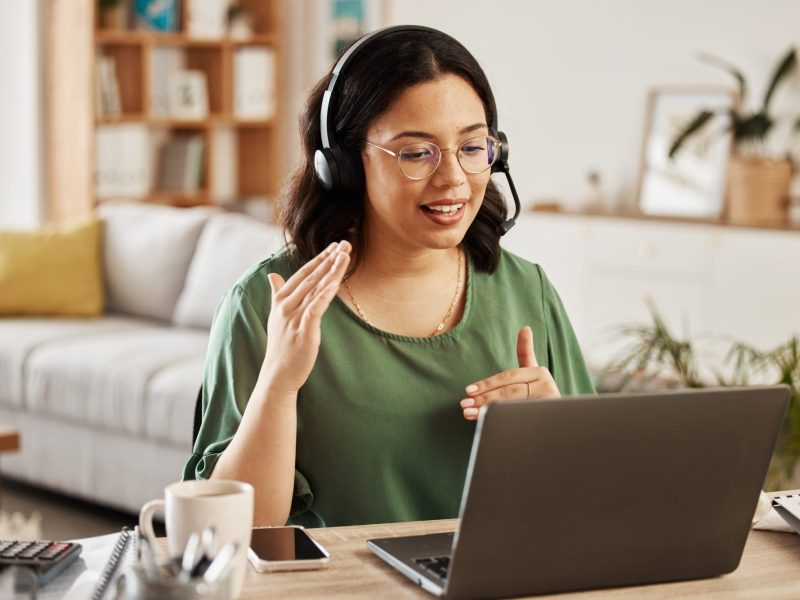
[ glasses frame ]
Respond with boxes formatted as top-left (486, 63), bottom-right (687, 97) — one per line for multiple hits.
top-left (364, 135), bottom-right (502, 181)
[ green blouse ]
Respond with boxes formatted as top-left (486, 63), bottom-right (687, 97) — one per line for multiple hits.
top-left (183, 247), bottom-right (595, 527)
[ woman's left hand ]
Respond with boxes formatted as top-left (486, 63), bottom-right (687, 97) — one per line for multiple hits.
top-left (460, 326), bottom-right (561, 421)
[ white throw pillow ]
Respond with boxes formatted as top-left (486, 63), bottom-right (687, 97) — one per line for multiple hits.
top-left (172, 212), bottom-right (284, 329)
top-left (99, 202), bottom-right (216, 321)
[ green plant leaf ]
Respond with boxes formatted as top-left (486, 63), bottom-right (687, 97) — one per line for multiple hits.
top-left (734, 112), bottom-right (772, 142)
top-left (763, 47), bottom-right (797, 112)
top-left (668, 110), bottom-right (715, 159)
top-left (697, 51), bottom-right (748, 102)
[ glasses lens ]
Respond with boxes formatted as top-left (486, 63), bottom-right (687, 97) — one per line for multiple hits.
top-left (458, 136), bottom-right (500, 173)
top-left (397, 142), bottom-right (440, 179)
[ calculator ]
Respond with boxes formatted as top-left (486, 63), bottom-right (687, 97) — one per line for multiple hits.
top-left (0, 539), bottom-right (82, 585)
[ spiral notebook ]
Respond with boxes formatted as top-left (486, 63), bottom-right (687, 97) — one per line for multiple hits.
top-left (90, 526), bottom-right (138, 600)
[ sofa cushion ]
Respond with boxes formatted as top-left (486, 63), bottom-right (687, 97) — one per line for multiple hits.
top-left (0, 316), bottom-right (149, 409)
top-left (98, 202), bottom-right (216, 322)
top-left (23, 326), bottom-right (208, 444)
top-left (172, 212), bottom-right (283, 329)
top-left (0, 217), bottom-right (104, 316)
top-left (146, 358), bottom-right (206, 445)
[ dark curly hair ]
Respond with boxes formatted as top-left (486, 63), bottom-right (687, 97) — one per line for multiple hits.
top-left (279, 27), bottom-right (508, 274)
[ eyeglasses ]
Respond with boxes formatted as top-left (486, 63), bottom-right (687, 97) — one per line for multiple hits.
top-left (364, 135), bottom-right (501, 181)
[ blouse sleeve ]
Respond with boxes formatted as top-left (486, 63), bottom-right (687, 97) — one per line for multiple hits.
top-left (181, 281), bottom-right (315, 519)
top-left (537, 266), bottom-right (596, 395)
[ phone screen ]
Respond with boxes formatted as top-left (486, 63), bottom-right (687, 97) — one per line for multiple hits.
top-left (250, 527), bottom-right (328, 561)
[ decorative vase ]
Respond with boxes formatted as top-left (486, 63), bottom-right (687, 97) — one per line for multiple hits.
top-left (100, 3), bottom-right (129, 30)
top-left (726, 155), bottom-right (793, 224)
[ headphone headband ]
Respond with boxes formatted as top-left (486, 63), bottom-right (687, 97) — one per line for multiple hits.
top-left (320, 25), bottom-right (499, 150)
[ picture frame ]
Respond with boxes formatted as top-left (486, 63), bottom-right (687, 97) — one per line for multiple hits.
top-left (168, 70), bottom-right (209, 120)
top-left (331, 0), bottom-right (371, 58)
top-left (637, 87), bottom-right (736, 219)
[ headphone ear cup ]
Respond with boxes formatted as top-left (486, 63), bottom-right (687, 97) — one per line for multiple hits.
top-left (491, 130), bottom-right (509, 173)
top-left (314, 148), bottom-right (338, 191)
top-left (314, 145), bottom-right (363, 194)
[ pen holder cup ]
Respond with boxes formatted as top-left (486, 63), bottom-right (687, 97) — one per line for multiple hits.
top-left (116, 563), bottom-right (233, 600)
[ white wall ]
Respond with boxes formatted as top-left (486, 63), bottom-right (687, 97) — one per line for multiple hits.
top-left (0, 1), bottom-right (44, 227)
top-left (284, 0), bottom-right (800, 211)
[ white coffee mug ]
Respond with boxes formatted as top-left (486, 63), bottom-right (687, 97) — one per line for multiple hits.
top-left (139, 480), bottom-right (254, 598)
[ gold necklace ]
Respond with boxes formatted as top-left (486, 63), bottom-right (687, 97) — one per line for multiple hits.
top-left (343, 250), bottom-right (464, 337)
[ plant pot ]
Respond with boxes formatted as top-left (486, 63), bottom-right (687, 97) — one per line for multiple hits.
top-left (726, 156), bottom-right (793, 224)
top-left (100, 3), bottom-right (129, 30)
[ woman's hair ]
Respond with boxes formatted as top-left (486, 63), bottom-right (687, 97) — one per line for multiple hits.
top-left (280, 28), bottom-right (508, 274)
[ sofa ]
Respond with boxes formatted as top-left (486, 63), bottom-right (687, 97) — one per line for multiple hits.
top-left (0, 202), bottom-right (283, 513)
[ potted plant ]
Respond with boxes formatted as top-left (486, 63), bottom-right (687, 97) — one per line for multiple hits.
top-left (599, 303), bottom-right (800, 490)
top-left (669, 48), bottom-right (799, 224)
top-left (99, 0), bottom-right (129, 30)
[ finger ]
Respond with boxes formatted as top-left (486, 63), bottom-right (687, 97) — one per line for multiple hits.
top-left (463, 407), bottom-right (480, 420)
top-left (297, 249), bottom-right (350, 314)
top-left (461, 382), bottom-right (529, 409)
top-left (275, 241), bottom-right (350, 301)
top-left (282, 241), bottom-right (351, 310)
top-left (517, 326), bottom-right (538, 368)
top-left (267, 273), bottom-right (285, 296)
top-left (301, 253), bottom-right (350, 325)
top-left (465, 367), bottom-right (543, 396)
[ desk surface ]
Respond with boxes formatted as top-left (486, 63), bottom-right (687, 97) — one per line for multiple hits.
top-left (44, 515), bottom-right (800, 599)
top-left (239, 518), bottom-right (800, 600)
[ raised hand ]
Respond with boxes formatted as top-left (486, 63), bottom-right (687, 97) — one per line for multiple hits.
top-left (460, 325), bottom-right (561, 421)
top-left (259, 241), bottom-right (351, 397)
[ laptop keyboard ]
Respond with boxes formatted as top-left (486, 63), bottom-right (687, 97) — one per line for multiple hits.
top-left (414, 555), bottom-right (451, 580)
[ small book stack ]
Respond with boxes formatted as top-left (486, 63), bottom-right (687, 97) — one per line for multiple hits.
top-left (95, 124), bottom-right (151, 198)
top-left (158, 135), bottom-right (206, 194)
top-left (95, 56), bottom-right (122, 118)
top-left (233, 47), bottom-right (276, 120)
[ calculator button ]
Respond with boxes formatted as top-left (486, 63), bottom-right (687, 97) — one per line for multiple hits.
top-left (1, 542), bottom-right (31, 557)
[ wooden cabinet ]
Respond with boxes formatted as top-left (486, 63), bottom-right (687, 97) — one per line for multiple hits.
top-left (503, 212), bottom-right (800, 372)
top-left (46, 0), bottom-right (282, 221)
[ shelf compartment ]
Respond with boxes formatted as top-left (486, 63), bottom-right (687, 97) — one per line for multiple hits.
top-left (96, 44), bottom-right (146, 115)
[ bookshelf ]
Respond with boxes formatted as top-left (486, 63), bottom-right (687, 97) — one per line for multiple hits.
top-left (46, 0), bottom-right (282, 220)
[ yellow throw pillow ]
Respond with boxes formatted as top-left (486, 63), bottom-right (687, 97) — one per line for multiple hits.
top-left (0, 217), bottom-right (104, 316)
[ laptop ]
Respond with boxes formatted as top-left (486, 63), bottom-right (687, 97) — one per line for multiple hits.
top-left (367, 386), bottom-right (789, 599)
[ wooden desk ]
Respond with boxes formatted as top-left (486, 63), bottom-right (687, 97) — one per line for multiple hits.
top-left (239, 518), bottom-right (800, 599)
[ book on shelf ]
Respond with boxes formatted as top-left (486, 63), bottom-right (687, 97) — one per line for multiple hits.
top-left (149, 46), bottom-right (183, 117)
top-left (158, 135), bottom-right (206, 194)
top-left (133, 0), bottom-right (179, 32)
top-left (94, 124), bottom-right (151, 199)
top-left (95, 56), bottom-right (122, 118)
top-left (186, 0), bottom-right (229, 39)
top-left (233, 47), bottom-right (276, 120)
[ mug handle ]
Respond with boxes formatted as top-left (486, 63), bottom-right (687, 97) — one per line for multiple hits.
top-left (138, 499), bottom-right (166, 557)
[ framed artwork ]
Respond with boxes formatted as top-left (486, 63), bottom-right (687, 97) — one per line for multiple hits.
top-left (330, 0), bottom-right (385, 60)
top-left (637, 87), bottom-right (736, 219)
top-left (169, 70), bottom-right (209, 120)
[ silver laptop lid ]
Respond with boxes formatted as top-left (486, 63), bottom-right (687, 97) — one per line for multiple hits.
top-left (445, 385), bottom-right (789, 599)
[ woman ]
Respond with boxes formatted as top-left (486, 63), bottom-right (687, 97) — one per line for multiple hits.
top-left (183, 26), bottom-right (594, 528)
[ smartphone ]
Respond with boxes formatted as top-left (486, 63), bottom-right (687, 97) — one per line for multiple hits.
top-left (247, 525), bottom-right (331, 572)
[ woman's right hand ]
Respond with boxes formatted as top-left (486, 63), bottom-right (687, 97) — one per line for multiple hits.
top-left (260, 241), bottom-right (351, 397)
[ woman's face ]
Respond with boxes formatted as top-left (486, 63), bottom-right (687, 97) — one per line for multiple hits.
top-left (361, 74), bottom-right (492, 253)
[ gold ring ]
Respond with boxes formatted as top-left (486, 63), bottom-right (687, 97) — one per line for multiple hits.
top-left (526, 381), bottom-right (532, 399)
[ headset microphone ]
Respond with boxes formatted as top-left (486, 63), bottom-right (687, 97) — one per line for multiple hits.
top-left (491, 131), bottom-right (521, 235)
top-left (314, 25), bottom-right (520, 236)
